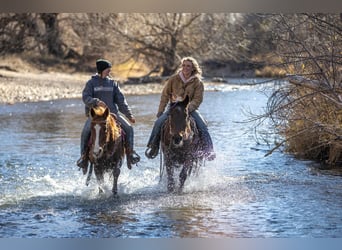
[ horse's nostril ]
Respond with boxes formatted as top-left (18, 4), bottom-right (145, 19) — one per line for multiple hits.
top-left (93, 147), bottom-right (103, 158)
top-left (173, 135), bottom-right (182, 145)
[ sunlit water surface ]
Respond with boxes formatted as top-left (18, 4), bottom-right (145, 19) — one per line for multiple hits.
top-left (0, 79), bottom-right (341, 238)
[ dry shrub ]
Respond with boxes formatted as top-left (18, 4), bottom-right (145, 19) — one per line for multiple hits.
top-left (255, 65), bottom-right (287, 78)
top-left (261, 14), bottom-right (342, 167)
top-left (279, 82), bottom-right (342, 166)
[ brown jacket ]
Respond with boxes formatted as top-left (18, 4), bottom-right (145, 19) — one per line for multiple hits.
top-left (158, 73), bottom-right (204, 114)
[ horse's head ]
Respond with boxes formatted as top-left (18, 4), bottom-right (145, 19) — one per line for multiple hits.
top-left (89, 105), bottom-right (109, 160)
top-left (168, 95), bottom-right (193, 147)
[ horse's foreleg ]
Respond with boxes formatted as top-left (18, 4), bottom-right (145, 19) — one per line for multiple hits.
top-left (94, 167), bottom-right (105, 194)
top-left (112, 165), bottom-right (120, 195)
top-left (179, 164), bottom-right (189, 192)
top-left (166, 163), bottom-right (175, 193)
top-left (85, 163), bottom-right (93, 186)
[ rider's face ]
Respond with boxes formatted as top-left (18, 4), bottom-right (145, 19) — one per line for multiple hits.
top-left (101, 68), bottom-right (111, 78)
top-left (181, 61), bottom-right (193, 77)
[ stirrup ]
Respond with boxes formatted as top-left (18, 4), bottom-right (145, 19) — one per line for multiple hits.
top-left (76, 156), bottom-right (88, 175)
top-left (129, 150), bottom-right (140, 165)
top-left (145, 146), bottom-right (158, 159)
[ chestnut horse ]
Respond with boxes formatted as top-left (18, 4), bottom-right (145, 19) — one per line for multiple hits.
top-left (160, 96), bottom-right (204, 192)
top-left (86, 105), bottom-right (125, 195)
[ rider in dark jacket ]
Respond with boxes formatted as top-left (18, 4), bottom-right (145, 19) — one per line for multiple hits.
top-left (77, 59), bottom-right (140, 173)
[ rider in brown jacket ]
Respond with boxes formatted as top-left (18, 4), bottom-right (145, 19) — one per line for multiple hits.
top-left (157, 69), bottom-right (204, 115)
top-left (145, 56), bottom-right (216, 161)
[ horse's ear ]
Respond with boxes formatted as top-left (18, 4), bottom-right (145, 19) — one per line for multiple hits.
top-left (104, 107), bottom-right (109, 117)
top-left (90, 107), bottom-right (95, 118)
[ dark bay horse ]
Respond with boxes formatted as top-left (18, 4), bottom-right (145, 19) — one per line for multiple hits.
top-left (86, 105), bottom-right (125, 195)
top-left (160, 96), bottom-right (204, 192)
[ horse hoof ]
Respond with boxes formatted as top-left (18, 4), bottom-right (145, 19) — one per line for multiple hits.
top-left (82, 167), bottom-right (88, 175)
top-left (167, 185), bottom-right (175, 193)
top-left (145, 146), bottom-right (158, 159)
top-left (126, 161), bottom-right (132, 170)
top-left (98, 187), bottom-right (104, 194)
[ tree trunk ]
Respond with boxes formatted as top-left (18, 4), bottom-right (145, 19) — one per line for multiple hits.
top-left (161, 37), bottom-right (178, 76)
top-left (40, 13), bottom-right (64, 57)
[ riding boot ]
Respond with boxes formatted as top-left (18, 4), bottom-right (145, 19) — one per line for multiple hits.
top-left (145, 134), bottom-right (160, 159)
top-left (76, 148), bottom-right (89, 175)
top-left (126, 147), bottom-right (140, 169)
top-left (77, 118), bottom-right (91, 174)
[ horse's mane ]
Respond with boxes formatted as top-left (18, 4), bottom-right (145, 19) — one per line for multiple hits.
top-left (186, 117), bottom-right (197, 139)
top-left (92, 106), bottom-right (121, 142)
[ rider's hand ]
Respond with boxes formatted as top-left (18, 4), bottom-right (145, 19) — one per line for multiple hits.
top-left (97, 100), bottom-right (107, 108)
top-left (156, 112), bottom-right (163, 118)
top-left (129, 116), bottom-right (136, 124)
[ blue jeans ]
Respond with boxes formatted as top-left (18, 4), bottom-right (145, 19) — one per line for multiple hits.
top-left (146, 109), bottom-right (214, 152)
top-left (80, 113), bottom-right (134, 154)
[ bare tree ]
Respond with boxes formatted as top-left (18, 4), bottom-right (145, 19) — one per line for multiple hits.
top-left (40, 13), bottom-right (64, 57)
top-left (0, 13), bottom-right (40, 54)
top-left (109, 13), bottom-right (204, 76)
top-left (0, 13), bottom-right (66, 57)
top-left (1, 13), bottom-right (265, 75)
top-left (107, 13), bottom-right (257, 76)
top-left (253, 14), bottom-right (342, 166)
top-left (203, 13), bottom-right (251, 62)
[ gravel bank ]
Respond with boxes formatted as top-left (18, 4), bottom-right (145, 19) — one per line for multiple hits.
top-left (0, 69), bottom-right (164, 104)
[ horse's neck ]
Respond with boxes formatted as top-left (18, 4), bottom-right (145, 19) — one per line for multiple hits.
top-left (161, 119), bottom-right (171, 143)
top-left (189, 117), bottom-right (197, 130)
top-left (104, 117), bottom-right (121, 155)
top-left (108, 117), bottom-right (121, 141)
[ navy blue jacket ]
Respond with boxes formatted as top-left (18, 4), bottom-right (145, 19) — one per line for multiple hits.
top-left (82, 74), bottom-right (133, 119)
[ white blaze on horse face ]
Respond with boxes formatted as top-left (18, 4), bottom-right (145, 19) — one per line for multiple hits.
top-left (93, 124), bottom-right (101, 154)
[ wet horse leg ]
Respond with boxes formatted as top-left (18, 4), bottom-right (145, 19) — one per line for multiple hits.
top-left (112, 165), bottom-right (120, 195)
top-left (166, 162), bottom-right (175, 192)
top-left (94, 166), bottom-right (105, 194)
top-left (179, 162), bottom-right (190, 192)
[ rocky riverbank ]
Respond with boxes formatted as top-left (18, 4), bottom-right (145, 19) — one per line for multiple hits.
top-left (0, 55), bottom-right (285, 105)
top-left (0, 69), bottom-right (165, 105)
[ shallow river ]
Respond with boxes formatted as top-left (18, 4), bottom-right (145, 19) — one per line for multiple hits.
top-left (0, 79), bottom-right (341, 238)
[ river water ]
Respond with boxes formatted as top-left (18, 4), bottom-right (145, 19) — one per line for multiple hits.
top-left (0, 79), bottom-right (341, 238)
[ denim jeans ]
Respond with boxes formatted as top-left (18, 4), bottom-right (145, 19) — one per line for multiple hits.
top-left (146, 109), bottom-right (213, 152)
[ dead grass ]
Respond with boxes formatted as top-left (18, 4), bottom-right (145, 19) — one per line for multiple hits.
top-left (281, 83), bottom-right (342, 166)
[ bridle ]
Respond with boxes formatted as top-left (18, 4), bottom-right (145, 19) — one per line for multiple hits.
top-left (90, 118), bottom-right (109, 160)
top-left (167, 103), bottom-right (194, 147)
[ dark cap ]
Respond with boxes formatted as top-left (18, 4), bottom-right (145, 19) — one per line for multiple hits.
top-left (96, 59), bottom-right (112, 73)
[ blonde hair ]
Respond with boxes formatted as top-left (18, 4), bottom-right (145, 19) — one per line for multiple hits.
top-left (177, 57), bottom-right (202, 78)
